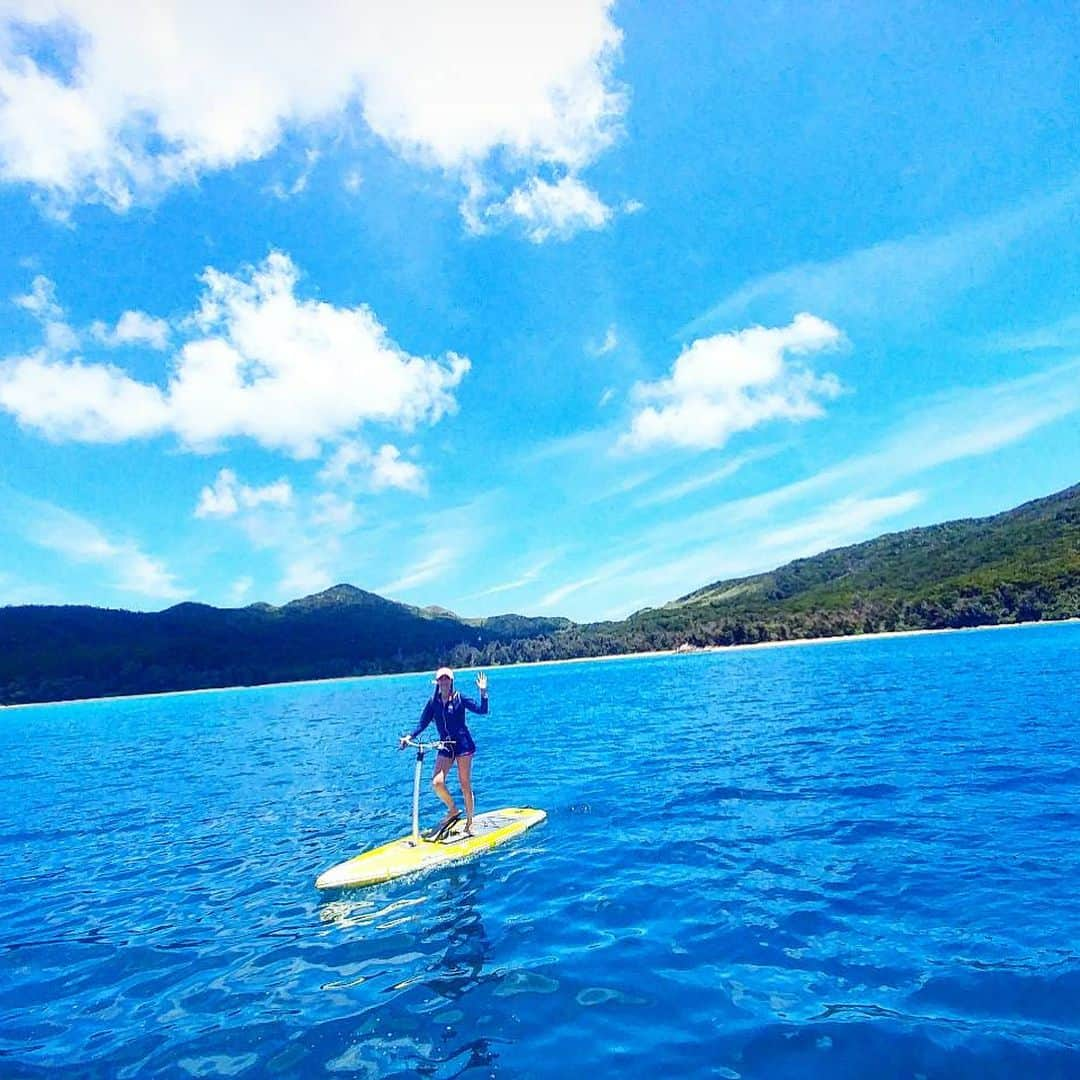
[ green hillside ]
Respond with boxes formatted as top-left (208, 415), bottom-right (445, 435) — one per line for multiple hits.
top-left (440, 483), bottom-right (1079, 664)
top-left (527, 482), bottom-right (1080, 658)
top-left (0, 585), bottom-right (565, 705)
top-left (2, 483), bottom-right (1077, 705)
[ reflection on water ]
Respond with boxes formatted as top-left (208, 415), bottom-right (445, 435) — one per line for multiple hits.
top-left (317, 893), bottom-right (427, 931)
top-left (417, 874), bottom-right (499, 1076)
top-left (316, 868), bottom-right (500, 1076)
top-left (421, 876), bottom-right (491, 997)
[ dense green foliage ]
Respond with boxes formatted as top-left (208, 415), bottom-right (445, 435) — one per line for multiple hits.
top-left (2, 485), bottom-right (1077, 705)
top-left (0, 585), bottom-right (566, 705)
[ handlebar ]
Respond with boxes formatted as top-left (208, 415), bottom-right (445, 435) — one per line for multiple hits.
top-left (399, 736), bottom-right (453, 751)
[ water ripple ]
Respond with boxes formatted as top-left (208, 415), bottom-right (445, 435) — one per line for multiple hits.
top-left (1, 623), bottom-right (1078, 1075)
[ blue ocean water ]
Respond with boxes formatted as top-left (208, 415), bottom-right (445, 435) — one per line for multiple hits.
top-left (1, 622), bottom-right (1078, 1078)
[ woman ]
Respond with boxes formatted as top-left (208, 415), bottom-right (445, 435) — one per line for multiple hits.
top-left (400, 667), bottom-right (488, 836)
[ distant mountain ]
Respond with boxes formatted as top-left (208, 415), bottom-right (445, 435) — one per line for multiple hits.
top-left (596, 480), bottom-right (1080, 650)
top-left (1, 484), bottom-right (1077, 705)
top-left (425, 482), bottom-right (1079, 662)
top-left (675, 482), bottom-right (1080, 610)
top-left (0, 585), bottom-right (566, 706)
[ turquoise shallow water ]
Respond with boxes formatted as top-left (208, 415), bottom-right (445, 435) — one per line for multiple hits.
top-left (2, 622), bottom-right (1078, 1078)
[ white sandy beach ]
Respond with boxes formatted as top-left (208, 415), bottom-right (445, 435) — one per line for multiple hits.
top-left (3, 617), bottom-right (1076, 711)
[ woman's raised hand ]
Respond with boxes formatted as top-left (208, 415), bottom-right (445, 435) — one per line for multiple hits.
top-left (475, 671), bottom-right (488, 694)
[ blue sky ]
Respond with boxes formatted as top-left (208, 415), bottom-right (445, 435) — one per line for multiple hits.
top-left (0, 1), bottom-right (1078, 622)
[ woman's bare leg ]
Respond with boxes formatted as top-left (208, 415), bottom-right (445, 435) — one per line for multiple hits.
top-left (431, 755), bottom-right (459, 823)
top-left (456, 753), bottom-right (475, 832)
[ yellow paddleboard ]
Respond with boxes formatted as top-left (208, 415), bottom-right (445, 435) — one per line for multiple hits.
top-left (315, 807), bottom-right (547, 890)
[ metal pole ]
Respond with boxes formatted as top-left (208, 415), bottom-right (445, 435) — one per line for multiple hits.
top-left (411, 743), bottom-right (424, 843)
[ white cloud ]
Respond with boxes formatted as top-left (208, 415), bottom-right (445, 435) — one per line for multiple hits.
top-left (175, 253), bottom-right (468, 455)
top-left (492, 174), bottom-right (614, 242)
top-left (633, 357), bottom-right (1080, 556)
top-left (521, 425), bottom-right (610, 465)
top-left (91, 310), bottom-right (170, 350)
top-left (462, 552), bottom-right (562, 600)
top-left (761, 491), bottom-right (924, 551)
top-left (280, 556), bottom-right (333, 599)
top-left (342, 168), bottom-right (363, 194)
top-left (13, 496), bottom-right (187, 600)
top-left (228, 575), bottom-right (254, 605)
top-left (524, 359), bottom-right (1080, 620)
top-left (0, 350), bottom-right (171, 441)
top-left (14, 273), bottom-right (79, 353)
top-left (318, 440), bottom-right (368, 484)
top-left (319, 439), bottom-right (427, 494)
top-left (546, 487), bottom-right (928, 620)
top-left (360, 5), bottom-right (624, 172)
top-left (43, 320), bottom-right (79, 354)
top-left (195, 468), bottom-right (293, 519)
top-left (370, 444), bottom-right (426, 493)
top-left (0, 1), bottom-right (626, 228)
top-left (620, 313), bottom-right (844, 452)
top-left (634, 447), bottom-right (780, 508)
top-left (588, 325), bottom-right (618, 356)
top-left (15, 275), bottom-right (63, 320)
top-left (120, 549), bottom-right (187, 599)
top-left (598, 387), bottom-right (615, 407)
top-left (194, 485), bottom-right (358, 601)
top-left (311, 492), bottom-right (359, 530)
top-left (537, 554), bottom-right (638, 610)
top-left (801, 360), bottom-right (1080, 510)
top-left (984, 312), bottom-right (1080, 354)
top-left (0, 252), bottom-right (470, 455)
top-left (0, 574), bottom-right (64, 606)
top-left (684, 181), bottom-right (1080, 336)
top-left (378, 546), bottom-right (458, 596)
top-left (266, 147), bottom-right (320, 200)
top-left (581, 465), bottom-right (662, 505)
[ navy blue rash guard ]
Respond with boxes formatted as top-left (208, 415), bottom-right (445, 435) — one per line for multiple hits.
top-left (411, 689), bottom-right (488, 757)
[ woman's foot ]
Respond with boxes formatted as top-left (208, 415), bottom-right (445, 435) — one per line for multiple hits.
top-left (463, 817), bottom-right (474, 836)
top-left (423, 809), bottom-right (460, 840)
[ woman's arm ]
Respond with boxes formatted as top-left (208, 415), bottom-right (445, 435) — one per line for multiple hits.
top-left (462, 671), bottom-right (489, 715)
top-left (405, 698), bottom-right (435, 740)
